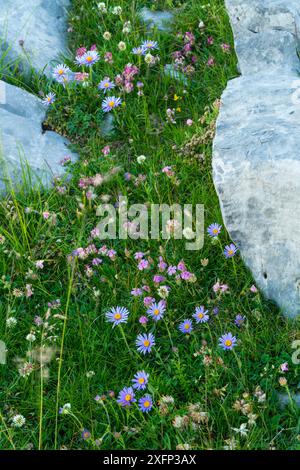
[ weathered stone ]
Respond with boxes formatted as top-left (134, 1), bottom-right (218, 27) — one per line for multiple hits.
top-left (213, 0), bottom-right (300, 318)
top-left (140, 7), bottom-right (174, 32)
top-left (0, 0), bottom-right (70, 77)
top-left (0, 80), bottom-right (77, 191)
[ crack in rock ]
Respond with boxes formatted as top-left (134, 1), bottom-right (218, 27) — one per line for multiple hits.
top-left (213, 0), bottom-right (300, 318)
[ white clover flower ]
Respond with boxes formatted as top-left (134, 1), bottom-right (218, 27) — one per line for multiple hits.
top-left (122, 21), bottom-right (131, 34)
top-left (137, 155), bottom-right (146, 164)
top-left (26, 333), bottom-right (36, 342)
top-left (12, 414), bottom-right (26, 428)
top-left (198, 20), bottom-right (205, 30)
top-left (173, 415), bottom-right (187, 429)
top-left (144, 53), bottom-right (154, 65)
top-left (6, 317), bottom-right (17, 328)
top-left (103, 31), bottom-right (112, 41)
top-left (112, 6), bottom-right (122, 15)
top-left (160, 395), bottom-right (174, 405)
top-left (98, 2), bottom-right (107, 13)
top-left (157, 286), bottom-right (169, 299)
top-left (118, 41), bottom-right (126, 51)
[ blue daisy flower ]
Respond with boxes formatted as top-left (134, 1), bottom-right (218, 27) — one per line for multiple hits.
top-left (136, 333), bottom-right (155, 354)
top-left (219, 332), bottom-right (237, 350)
top-left (193, 306), bottom-right (209, 323)
top-left (207, 223), bottom-right (222, 237)
top-left (147, 300), bottom-right (166, 321)
top-left (105, 306), bottom-right (129, 327)
top-left (138, 394), bottom-right (153, 413)
top-left (117, 386), bottom-right (136, 407)
top-left (132, 371), bottom-right (149, 390)
top-left (178, 319), bottom-right (193, 334)
top-left (224, 243), bottom-right (237, 258)
top-left (102, 96), bottom-right (122, 113)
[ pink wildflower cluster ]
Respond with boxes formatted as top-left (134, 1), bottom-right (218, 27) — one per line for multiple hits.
top-left (172, 31), bottom-right (197, 76)
top-left (115, 63), bottom-right (140, 94)
top-left (70, 243), bottom-right (117, 278)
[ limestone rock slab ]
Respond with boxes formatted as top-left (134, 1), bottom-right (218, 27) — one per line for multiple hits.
top-left (0, 0), bottom-right (70, 76)
top-left (213, 0), bottom-right (300, 318)
top-left (0, 80), bottom-right (76, 190)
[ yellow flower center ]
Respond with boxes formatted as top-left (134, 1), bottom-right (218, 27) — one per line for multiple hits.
top-left (198, 313), bottom-right (204, 319)
top-left (184, 323), bottom-right (190, 329)
top-left (58, 69), bottom-right (64, 75)
top-left (125, 394), bottom-right (132, 401)
top-left (86, 56), bottom-right (93, 62)
top-left (213, 229), bottom-right (218, 234)
top-left (144, 400), bottom-right (150, 408)
top-left (153, 309), bottom-right (159, 316)
top-left (138, 378), bottom-right (145, 384)
top-left (143, 340), bottom-right (150, 347)
top-left (114, 313), bottom-right (121, 320)
top-left (104, 82), bottom-right (109, 87)
top-left (225, 340), bottom-right (232, 347)
top-left (109, 101), bottom-right (115, 107)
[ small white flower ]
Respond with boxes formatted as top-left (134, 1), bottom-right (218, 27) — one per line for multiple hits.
top-left (103, 31), bottom-right (111, 41)
top-left (26, 333), bottom-right (36, 342)
top-left (118, 41), bottom-right (126, 51)
top-left (6, 317), bottom-right (17, 328)
top-left (160, 395), bottom-right (174, 405)
top-left (231, 423), bottom-right (249, 437)
top-left (157, 286), bottom-right (169, 299)
top-left (112, 6), bottom-right (122, 15)
top-left (122, 21), bottom-right (131, 34)
top-left (35, 260), bottom-right (44, 269)
top-left (198, 20), bottom-right (205, 30)
top-left (86, 370), bottom-right (95, 378)
top-left (12, 414), bottom-right (26, 428)
top-left (144, 53), bottom-right (154, 65)
top-left (247, 414), bottom-right (257, 426)
top-left (97, 2), bottom-right (107, 13)
top-left (137, 155), bottom-right (146, 164)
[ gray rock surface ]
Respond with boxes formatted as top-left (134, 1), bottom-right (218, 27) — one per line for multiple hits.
top-left (140, 7), bottom-right (174, 32)
top-left (0, 80), bottom-right (76, 191)
top-left (0, 0), bottom-right (70, 76)
top-left (213, 0), bottom-right (300, 318)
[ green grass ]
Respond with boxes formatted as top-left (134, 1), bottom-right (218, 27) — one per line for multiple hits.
top-left (0, 0), bottom-right (299, 451)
